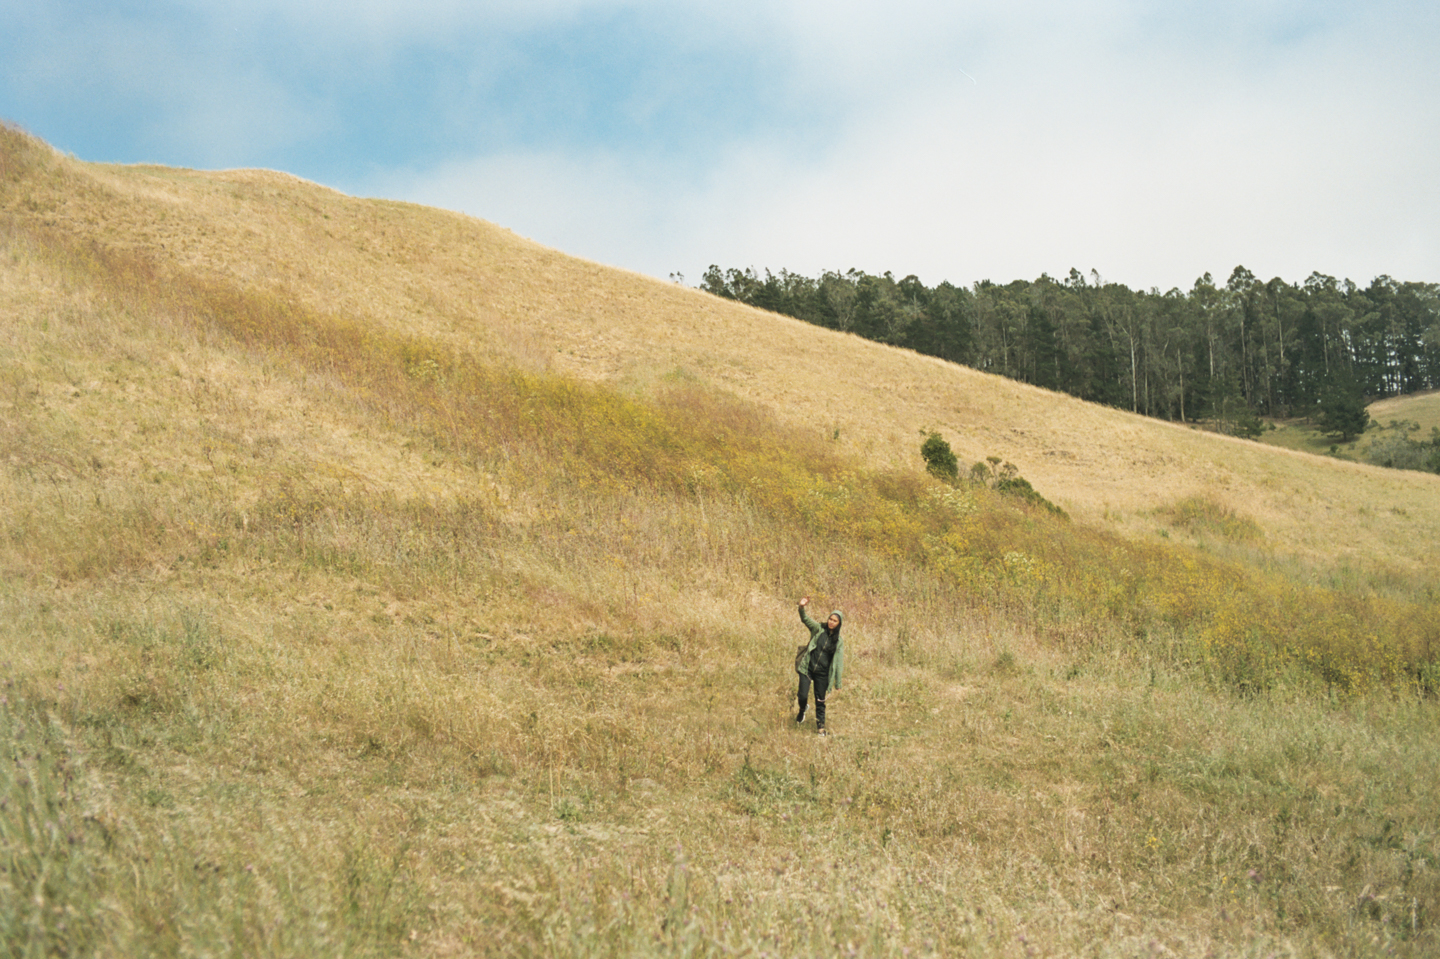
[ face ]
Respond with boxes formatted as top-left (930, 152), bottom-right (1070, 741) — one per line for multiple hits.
top-left (826, 614), bottom-right (840, 630)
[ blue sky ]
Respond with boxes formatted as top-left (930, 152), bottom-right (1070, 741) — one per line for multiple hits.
top-left (4, 1), bottom-right (1437, 292)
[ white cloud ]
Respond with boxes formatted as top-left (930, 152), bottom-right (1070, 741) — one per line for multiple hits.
top-left (367, 2), bottom-right (1438, 291)
top-left (5, 1), bottom-right (1436, 289)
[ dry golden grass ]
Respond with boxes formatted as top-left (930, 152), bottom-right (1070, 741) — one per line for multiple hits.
top-left (3, 124), bottom-right (1438, 958)
top-left (8, 128), bottom-right (1438, 582)
top-left (1368, 390), bottom-right (1440, 434)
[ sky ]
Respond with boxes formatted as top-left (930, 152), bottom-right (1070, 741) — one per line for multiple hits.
top-left (3, 0), bottom-right (1437, 293)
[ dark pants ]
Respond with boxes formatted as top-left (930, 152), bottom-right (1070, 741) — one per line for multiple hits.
top-left (797, 670), bottom-right (830, 727)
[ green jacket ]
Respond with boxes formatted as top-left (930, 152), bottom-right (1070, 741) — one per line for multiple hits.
top-left (797, 606), bottom-right (844, 691)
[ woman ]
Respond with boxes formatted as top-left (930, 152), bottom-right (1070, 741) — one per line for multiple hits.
top-left (795, 597), bottom-right (844, 735)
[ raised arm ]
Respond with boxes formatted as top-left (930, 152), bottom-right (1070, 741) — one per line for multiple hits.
top-left (798, 597), bottom-right (821, 632)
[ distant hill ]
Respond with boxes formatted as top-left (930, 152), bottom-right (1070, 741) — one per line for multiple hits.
top-left (1367, 389), bottom-right (1440, 442)
top-left (1256, 390), bottom-right (1440, 467)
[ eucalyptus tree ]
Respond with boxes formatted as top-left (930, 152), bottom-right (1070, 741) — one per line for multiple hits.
top-left (971, 280), bottom-right (1025, 378)
top-left (910, 280), bottom-right (975, 365)
top-left (1262, 276), bottom-right (1304, 416)
top-left (1224, 266), bottom-right (1262, 410)
top-left (1389, 280), bottom-right (1440, 392)
top-left (1150, 287), bottom-right (1198, 421)
top-left (1296, 273), bottom-right (1354, 408)
top-left (1092, 276), bottom-right (1145, 413)
top-left (818, 269), bottom-right (861, 332)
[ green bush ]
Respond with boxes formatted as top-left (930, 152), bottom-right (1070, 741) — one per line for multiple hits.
top-left (920, 432), bottom-right (959, 483)
top-left (970, 456), bottom-right (1067, 518)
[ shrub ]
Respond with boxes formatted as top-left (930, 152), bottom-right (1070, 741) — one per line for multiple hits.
top-left (1159, 496), bottom-right (1262, 543)
top-left (920, 432), bottom-right (959, 483)
top-left (969, 457), bottom-right (1067, 518)
top-left (1367, 428), bottom-right (1440, 474)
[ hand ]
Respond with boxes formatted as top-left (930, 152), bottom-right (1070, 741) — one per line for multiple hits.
top-left (799, 597), bottom-right (809, 607)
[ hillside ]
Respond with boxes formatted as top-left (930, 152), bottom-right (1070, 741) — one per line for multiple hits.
top-left (1368, 390), bottom-right (1440, 435)
top-left (2, 125), bottom-right (1437, 957)
top-left (7, 128), bottom-right (1440, 578)
top-left (1258, 391), bottom-right (1440, 466)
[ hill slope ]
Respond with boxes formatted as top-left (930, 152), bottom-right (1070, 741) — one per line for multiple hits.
top-left (2, 125), bottom-right (1437, 958)
top-left (1258, 390), bottom-right (1440, 467)
top-left (8, 126), bottom-right (1440, 576)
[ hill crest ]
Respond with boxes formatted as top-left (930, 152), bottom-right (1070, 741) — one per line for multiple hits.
top-left (4, 121), bottom-right (1438, 578)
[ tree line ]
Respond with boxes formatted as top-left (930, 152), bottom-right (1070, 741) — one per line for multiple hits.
top-left (698, 264), bottom-right (1440, 434)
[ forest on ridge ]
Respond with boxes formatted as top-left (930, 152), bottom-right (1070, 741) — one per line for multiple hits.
top-left (699, 264), bottom-right (1440, 436)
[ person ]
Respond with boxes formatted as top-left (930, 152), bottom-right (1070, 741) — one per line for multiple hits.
top-left (794, 597), bottom-right (844, 735)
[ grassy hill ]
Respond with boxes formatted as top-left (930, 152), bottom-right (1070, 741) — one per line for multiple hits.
top-left (1369, 390), bottom-right (1440, 436)
top-left (2, 124), bottom-right (1437, 957)
top-left (1260, 391), bottom-right (1440, 466)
